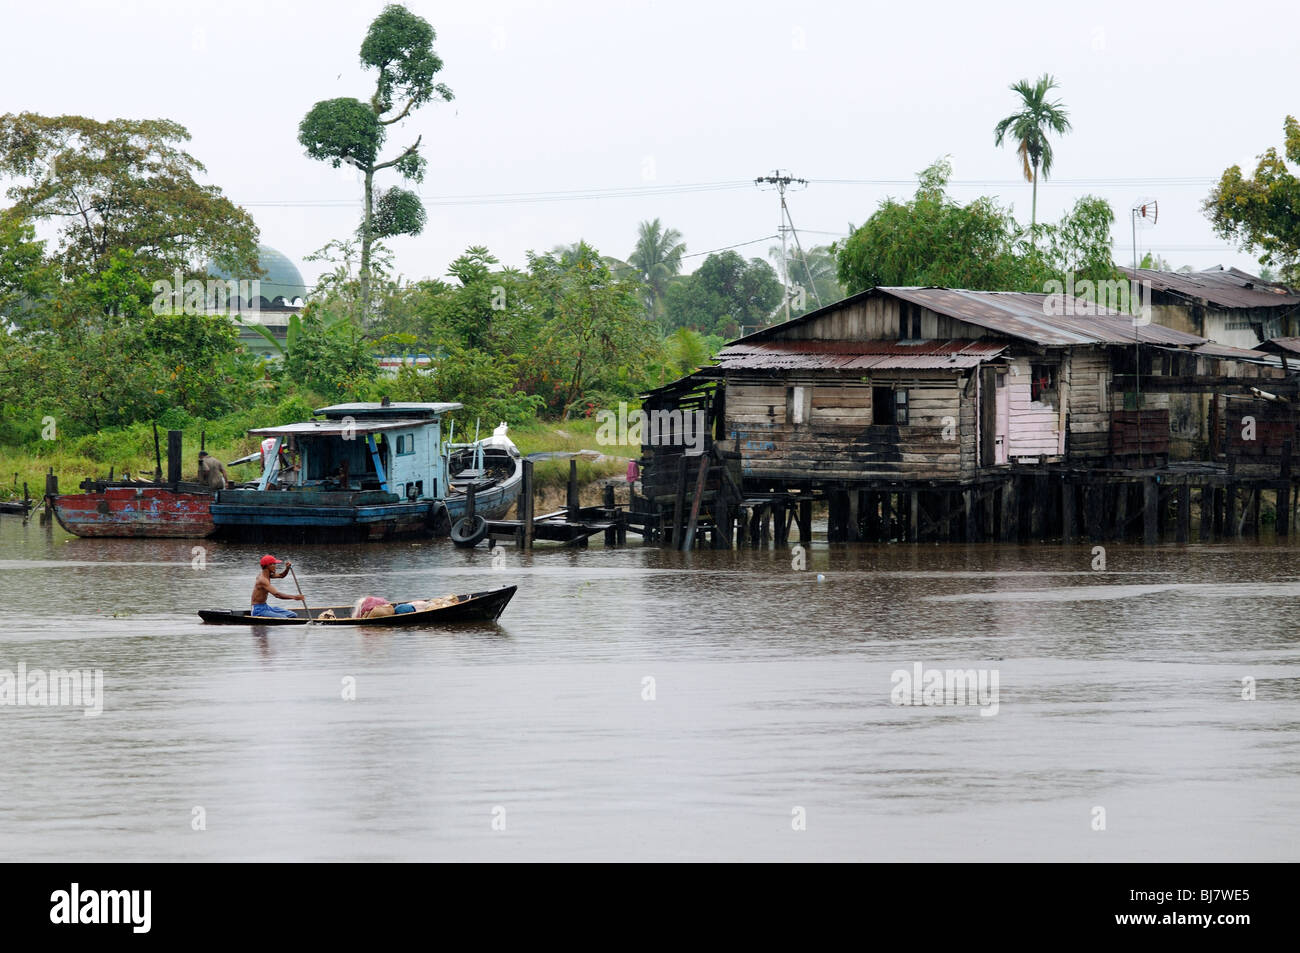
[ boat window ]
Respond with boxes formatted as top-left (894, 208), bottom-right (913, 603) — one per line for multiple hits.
top-left (395, 433), bottom-right (416, 456)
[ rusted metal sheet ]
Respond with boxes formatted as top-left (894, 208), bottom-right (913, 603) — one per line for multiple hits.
top-left (1120, 266), bottom-right (1300, 311)
top-left (51, 486), bottom-right (215, 538)
top-left (1257, 337), bottom-right (1300, 356)
top-left (882, 287), bottom-right (1205, 347)
top-left (717, 339), bottom-right (1006, 371)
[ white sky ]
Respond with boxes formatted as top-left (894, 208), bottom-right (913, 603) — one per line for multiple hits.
top-left (3, 0), bottom-right (1296, 288)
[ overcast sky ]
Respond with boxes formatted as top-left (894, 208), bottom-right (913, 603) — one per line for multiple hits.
top-left (4, 0), bottom-right (1296, 289)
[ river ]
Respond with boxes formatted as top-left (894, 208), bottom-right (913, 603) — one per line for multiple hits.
top-left (1, 514), bottom-right (1297, 861)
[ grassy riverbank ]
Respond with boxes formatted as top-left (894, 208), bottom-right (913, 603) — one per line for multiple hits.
top-left (0, 410), bottom-right (635, 501)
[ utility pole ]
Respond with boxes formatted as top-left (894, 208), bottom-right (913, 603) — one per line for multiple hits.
top-left (755, 170), bottom-right (820, 324)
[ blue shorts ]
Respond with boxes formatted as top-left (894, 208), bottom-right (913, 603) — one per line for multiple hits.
top-left (252, 603), bottom-right (299, 618)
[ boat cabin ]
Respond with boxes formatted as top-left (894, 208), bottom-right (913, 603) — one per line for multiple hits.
top-left (249, 402), bottom-right (463, 502)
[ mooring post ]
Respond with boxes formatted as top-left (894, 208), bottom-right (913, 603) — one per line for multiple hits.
top-left (166, 429), bottom-right (182, 486)
top-left (521, 458), bottom-right (534, 550)
top-left (566, 458), bottom-right (580, 514)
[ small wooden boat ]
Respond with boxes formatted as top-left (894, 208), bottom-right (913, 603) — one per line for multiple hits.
top-left (197, 585), bottom-right (516, 626)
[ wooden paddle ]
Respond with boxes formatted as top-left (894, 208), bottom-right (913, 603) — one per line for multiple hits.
top-left (287, 564), bottom-right (314, 625)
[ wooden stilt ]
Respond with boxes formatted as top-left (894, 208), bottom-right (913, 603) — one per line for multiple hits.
top-left (798, 498), bottom-right (812, 544)
top-left (1176, 479), bottom-right (1190, 543)
top-left (1061, 478), bottom-right (1075, 544)
top-left (1143, 476), bottom-right (1158, 545)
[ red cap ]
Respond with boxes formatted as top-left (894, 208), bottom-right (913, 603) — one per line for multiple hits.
top-left (259, 555), bottom-right (279, 568)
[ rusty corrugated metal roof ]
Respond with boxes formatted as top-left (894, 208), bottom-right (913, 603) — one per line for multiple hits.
top-left (882, 287), bottom-right (1207, 347)
top-left (1257, 337), bottom-right (1300, 356)
top-left (1119, 266), bottom-right (1300, 311)
top-left (717, 339), bottom-right (1006, 371)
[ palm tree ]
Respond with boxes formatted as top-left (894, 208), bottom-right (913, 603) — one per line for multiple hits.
top-left (993, 74), bottom-right (1071, 237)
top-left (628, 219), bottom-right (686, 320)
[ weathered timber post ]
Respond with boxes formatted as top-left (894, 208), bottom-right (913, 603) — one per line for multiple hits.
top-left (1061, 478), bottom-right (1075, 544)
top-left (466, 482), bottom-right (477, 520)
top-left (1198, 484), bottom-right (1213, 542)
top-left (167, 429), bottom-right (182, 486)
top-left (1030, 474), bottom-right (1048, 539)
top-left (1278, 439), bottom-right (1292, 537)
top-left (669, 456), bottom-right (688, 547)
top-left (604, 483), bottom-right (617, 546)
top-left (521, 459), bottom-right (534, 550)
top-left (1176, 479), bottom-right (1191, 543)
top-left (798, 498), bottom-right (812, 544)
top-left (566, 458), bottom-right (580, 514)
top-left (881, 492), bottom-right (893, 542)
top-left (909, 491), bottom-right (920, 543)
top-left (681, 454), bottom-right (709, 551)
top-left (1226, 484), bottom-right (1240, 537)
top-left (999, 479), bottom-right (1017, 542)
top-left (1143, 477), bottom-right (1158, 545)
top-left (964, 489), bottom-right (977, 542)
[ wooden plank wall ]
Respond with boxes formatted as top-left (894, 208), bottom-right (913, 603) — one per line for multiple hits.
top-left (1005, 357), bottom-right (1061, 459)
top-left (726, 373), bottom-right (968, 482)
top-left (1066, 347), bottom-right (1110, 459)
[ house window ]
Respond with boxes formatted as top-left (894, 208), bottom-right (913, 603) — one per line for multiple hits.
top-left (900, 304), bottom-right (923, 340)
top-left (873, 387), bottom-right (908, 425)
top-left (1030, 364), bottom-right (1058, 405)
top-left (395, 433), bottom-right (416, 455)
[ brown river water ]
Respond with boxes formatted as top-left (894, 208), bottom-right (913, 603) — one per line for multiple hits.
top-left (1, 514), bottom-right (1298, 861)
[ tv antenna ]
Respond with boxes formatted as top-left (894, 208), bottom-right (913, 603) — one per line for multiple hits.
top-left (755, 170), bottom-right (822, 324)
top-left (1130, 199), bottom-right (1158, 463)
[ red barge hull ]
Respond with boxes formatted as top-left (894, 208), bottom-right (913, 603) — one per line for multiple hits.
top-left (50, 484), bottom-right (215, 538)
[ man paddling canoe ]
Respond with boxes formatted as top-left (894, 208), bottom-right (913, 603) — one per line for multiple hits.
top-left (251, 554), bottom-right (305, 618)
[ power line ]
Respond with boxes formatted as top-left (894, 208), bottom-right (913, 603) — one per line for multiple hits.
top-left (233, 175), bottom-right (1220, 209)
top-left (680, 234), bottom-right (779, 261)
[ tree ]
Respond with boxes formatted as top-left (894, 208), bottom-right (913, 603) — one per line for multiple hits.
top-left (628, 218), bottom-right (686, 322)
top-left (1203, 116), bottom-right (1300, 283)
top-left (834, 160), bottom-right (1118, 294)
top-left (523, 241), bottom-right (652, 417)
top-left (993, 74), bottom-right (1071, 235)
top-left (0, 113), bottom-right (259, 278)
top-left (298, 4), bottom-right (453, 319)
top-left (835, 159), bottom-right (1028, 293)
top-left (663, 251), bottom-right (783, 336)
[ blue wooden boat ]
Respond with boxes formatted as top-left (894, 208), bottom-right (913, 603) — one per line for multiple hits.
top-left (209, 402), bottom-right (522, 542)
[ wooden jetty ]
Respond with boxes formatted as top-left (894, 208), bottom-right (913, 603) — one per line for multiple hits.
top-left (476, 457), bottom-right (646, 548)
top-left (636, 285), bottom-right (1300, 548)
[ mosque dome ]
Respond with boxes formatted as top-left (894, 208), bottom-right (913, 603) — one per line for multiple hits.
top-left (208, 244), bottom-right (308, 309)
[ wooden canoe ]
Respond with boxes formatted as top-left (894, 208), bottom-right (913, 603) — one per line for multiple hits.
top-left (197, 585), bottom-right (516, 626)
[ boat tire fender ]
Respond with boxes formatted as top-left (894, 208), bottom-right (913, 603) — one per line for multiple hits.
top-left (450, 514), bottom-right (489, 548)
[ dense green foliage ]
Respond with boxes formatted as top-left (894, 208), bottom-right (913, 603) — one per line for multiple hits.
top-left (662, 250), bottom-right (783, 336)
top-left (834, 159), bottom-right (1121, 294)
top-left (1204, 116), bottom-right (1300, 283)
